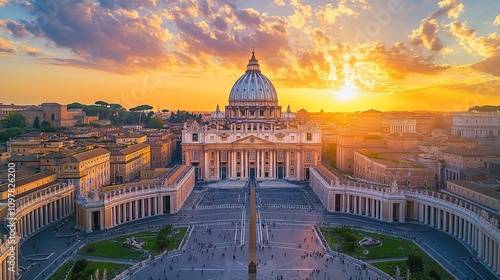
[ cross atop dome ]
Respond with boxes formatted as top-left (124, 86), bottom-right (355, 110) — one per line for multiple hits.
top-left (247, 48), bottom-right (260, 72)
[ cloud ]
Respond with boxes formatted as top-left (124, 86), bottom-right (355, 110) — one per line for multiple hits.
top-left (0, 37), bottom-right (16, 55)
top-left (446, 20), bottom-right (500, 76)
top-left (368, 42), bottom-right (449, 79)
top-left (431, 0), bottom-right (464, 19)
top-left (19, 44), bottom-right (43, 57)
top-left (273, 0), bottom-right (286, 6)
top-left (315, 0), bottom-right (369, 26)
top-left (0, 20), bottom-right (31, 38)
top-left (410, 18), bottom-right (443, 51)
top-left (494, 15), bottom-right (500, 26)
top-left (0, 0), bottom-right (7, 7)
top-left (5, 0), bottom-right (172, 73)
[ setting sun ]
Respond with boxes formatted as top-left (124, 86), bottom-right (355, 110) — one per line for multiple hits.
top-left (336, 82), bottom-right (357, 101)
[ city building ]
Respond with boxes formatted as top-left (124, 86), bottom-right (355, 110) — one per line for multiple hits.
top-left (110, 143), bottom-right (151, 184)
top-left (451, 112), bottom-right (500, 147)
top-left (40, 148), bottom-right (110, 195)
top-left (353, 149), bottom-right (436, 187)
top-left (146, 140), bottom-right (172, 168)
top-left (382, 119), bottom-right (416, 134)
top-left (18, 102), bottom-right (97, 127)
top-left (446, 180), bottom-right (500, 211)
top-left (356, 109), bottom-right (382, 134)
top-left (115, 134), bottom-right (147, 145)
top-left (438, 146), bottom-right (500, 183)
top-left (335, 133), bottom-right (386, 173)
top-left (182, 51), bottom-right (322, 181)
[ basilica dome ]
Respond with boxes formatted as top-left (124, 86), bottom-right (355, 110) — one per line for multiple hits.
top-left (228, 51), bottom-right (278, 104)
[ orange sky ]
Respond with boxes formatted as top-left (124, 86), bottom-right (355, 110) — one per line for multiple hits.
top-left (1, 0), bottom-right (500, 112)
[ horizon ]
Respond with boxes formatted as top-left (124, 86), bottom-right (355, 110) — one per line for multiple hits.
top-left (1, 0), bottom-right (500, 112)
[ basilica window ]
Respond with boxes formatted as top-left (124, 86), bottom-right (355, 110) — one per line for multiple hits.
top-left (307, 133), bottom-right (312, 141)
top-left (306, 151), bottom-right (312, 160)
top-left (265, 152), bottom-right (269, 159)
top-left (221, 151), bottom-right (227, 160)
top-left (193, 151), bottom-right (198, 160)
top-left (237, 152), bottom-right (241, 160)
top-left (211, 152), bottom-right (215, 159)
top-left (192, 133), bottom-right (198, 142)
top-left (250, 151), bottom-right (255, 160)
top-left (278, 151), bottom-right (283, 160)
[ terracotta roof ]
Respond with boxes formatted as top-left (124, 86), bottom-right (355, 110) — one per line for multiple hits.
top-left (110, 143), bottom-right (150, 155)
top-left (448, 180), bottom-right (500, 200)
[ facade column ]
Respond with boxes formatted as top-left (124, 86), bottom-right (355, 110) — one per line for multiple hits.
top-left (159, 196), bottom-right (164, 214)
top-left (388, 203), bottom-right (393, 222)
top-left (256, 149), bottom-right (260, 179)
top-left (100, 210), bottom-right (104, 230)
top-left (399, 203), bottom-right (404, 223)
top-left (365, 197), bottom-right (369, 216)
top-left (418, 203), bottom-right (424, 222)
top-left (204, 150), bottom-right (209, 179)
top-left (454, 215), bottom-right (459, 236)
top-left (437, 208), bottom-right (441, 229)
top-left (142, 199), bottom-right (146, 218)
top-left (346, 194), bottom-right (350, 213)
top-left (459, 217), bottom-right (464, 239)
top-left (443, 211), bottom-right (447, 232)
top-left (430, 206), bottom-right (435, 227)
top-left (297, 150), bottom-right (301, 179)
top-left (353, 195), bottom-right (358, 214)
top-left (30, 211), bottom-right (34, 234)
top-left (379, 201), bottom-right (383, 221)
top-left (118, 205), bottom-right (122, 223)
top-left (424, 205), bottom-right (428, 224)
top-left (87, 210), bottom-right (93, 231)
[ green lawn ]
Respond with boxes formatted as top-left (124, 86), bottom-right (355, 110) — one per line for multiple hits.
top-left (49, 260), bottom-right (74, 280)
top-left (52, 260), bottom-right (129, 280)
top-left (320, 227), bottom-right (453, 280)
top-left (80, 261), bottom-right (128, 279)
top-left (79, 227), bottom-right (187, 260)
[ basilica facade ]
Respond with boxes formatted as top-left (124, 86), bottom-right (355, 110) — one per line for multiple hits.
top-left (182, 51), bottom-right (322, 181)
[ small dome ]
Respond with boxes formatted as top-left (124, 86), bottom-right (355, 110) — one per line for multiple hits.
top-left (281, 105), bottom-right (296, 120)
top-left (210, 104), bottom-right (225, 120)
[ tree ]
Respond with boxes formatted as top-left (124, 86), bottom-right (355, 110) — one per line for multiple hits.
top-left (0, 128), bottom-right (23, 142)
top-left (40, 121), bottom-right (57, 132)
top-left (2, 112), bottom-right (26, 128)
top-left (406, 254), bottom-right (424, 273)
top-left (130, 104), bottom-right (153, 123)
top-left (161, 109), bottom-right (169, 113)
top-left (156, 224), bottom-right (173, 250)
top-left (429, 270), bottom-right (441, 280)
top-left (33, 116), bottom-right (40, 128)
top-left (147, 117), bottom-right (166, 129)
top-left (95, 100), bottom-right (109, 107)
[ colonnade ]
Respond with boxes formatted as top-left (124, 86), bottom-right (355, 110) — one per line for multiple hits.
top-left (0, 240), bottom-right (18, 280)
top-left (15, 192), bottom-right (74, 239)
top-left (415, 202), bottom-right (500, 273)
top-left (310, 166), bottom-right (500, 276)
top-left (110, 196), bottom-right (166, 228)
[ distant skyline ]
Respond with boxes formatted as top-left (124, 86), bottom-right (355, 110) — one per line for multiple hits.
top-left (1, 0), bottom-right (500, 112)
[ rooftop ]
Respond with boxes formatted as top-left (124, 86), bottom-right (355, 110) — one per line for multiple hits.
top-left (448, 180), bottom-right (500, 200)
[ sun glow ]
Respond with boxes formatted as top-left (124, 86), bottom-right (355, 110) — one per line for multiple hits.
top-left (336, 82), bottom-right (357, 101)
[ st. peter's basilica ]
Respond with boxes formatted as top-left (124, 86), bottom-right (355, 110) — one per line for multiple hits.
top-left (182, 51), bottom-right (322, 181)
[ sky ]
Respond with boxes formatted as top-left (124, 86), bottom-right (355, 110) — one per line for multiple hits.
top-left (0, 0), bottom-right (500, 112)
